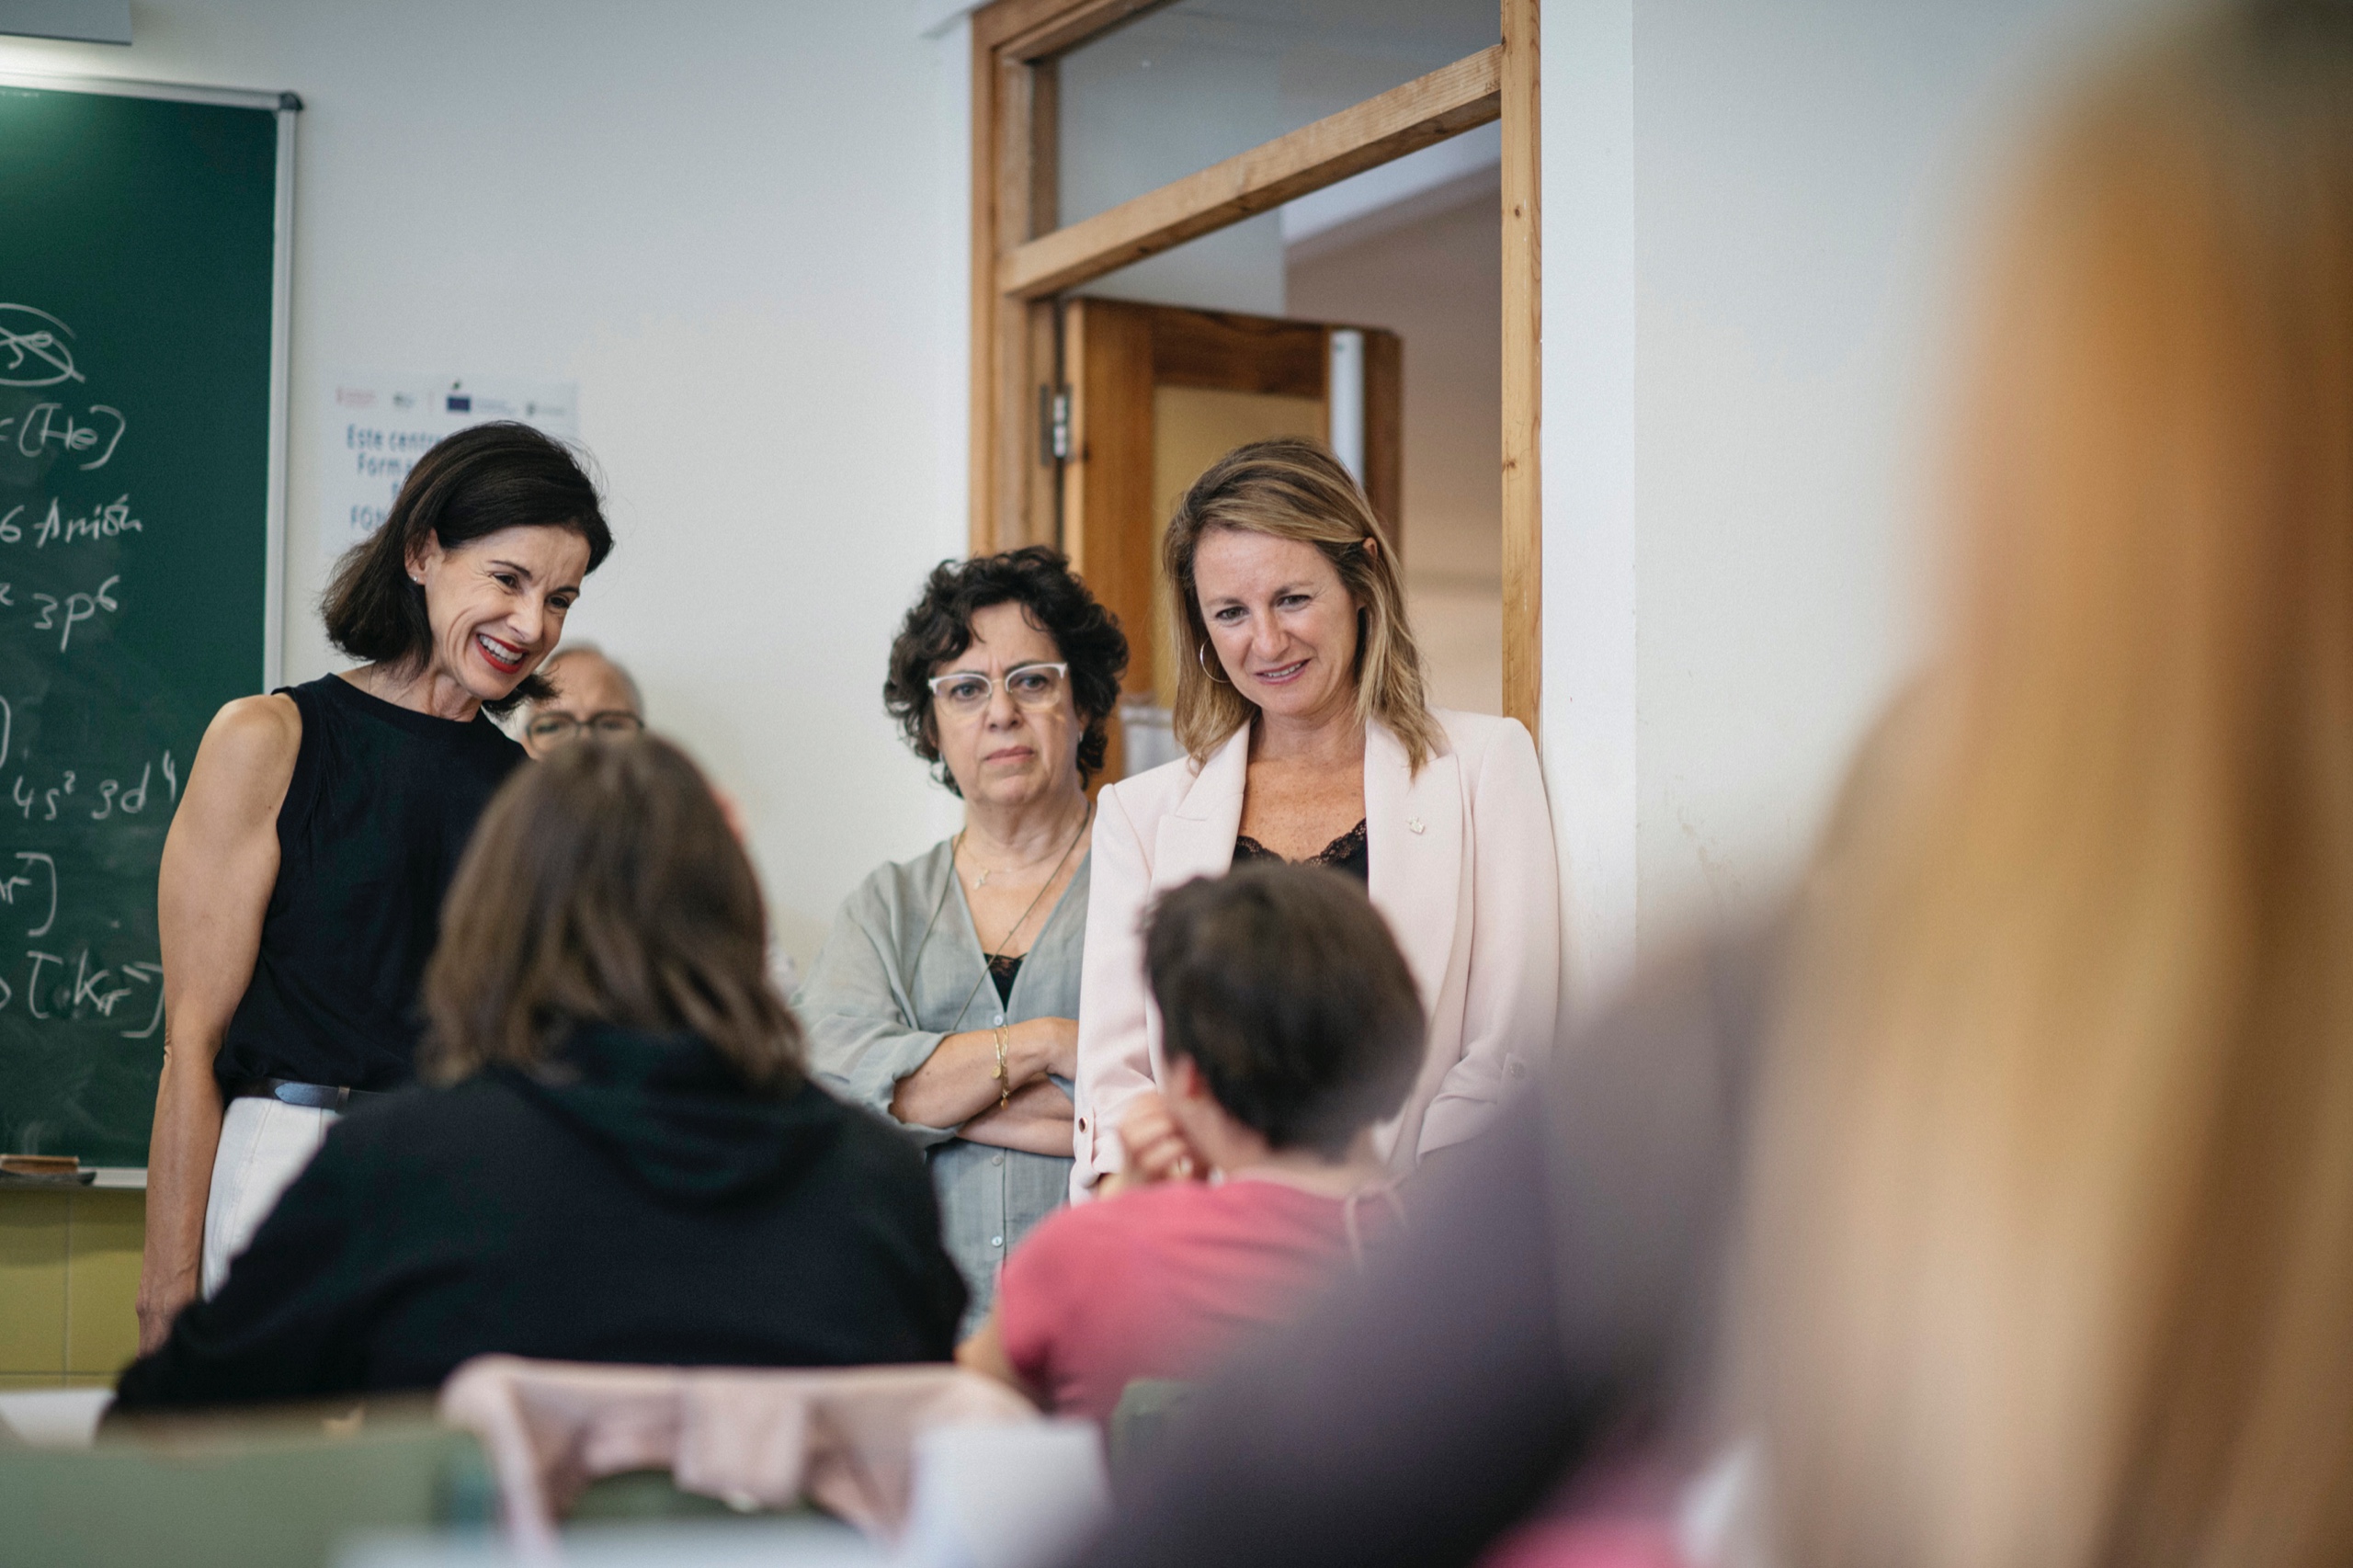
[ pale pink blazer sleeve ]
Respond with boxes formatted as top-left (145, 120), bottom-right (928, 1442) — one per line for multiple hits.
top-left (1415, 715), bottom-right (1561, 1155)
top-left (1069, 779), bottom-right (1157, 1194)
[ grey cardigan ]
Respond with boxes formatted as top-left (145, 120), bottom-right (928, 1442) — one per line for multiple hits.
top-left (796, 839), bottom-right (1086, 1332)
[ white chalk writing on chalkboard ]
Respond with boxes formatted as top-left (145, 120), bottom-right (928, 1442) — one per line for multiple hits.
top-left (24, 950), bottom-right (58, 1017)
top-left (0, 850), bottom-right (57, 935)
top-left (89, 761), bottom-right (154, 820)
top-left (9, 948), bottom-right (162, 1028)
top-left (0, 89), bottom-right (290, 1166)
top-left (0, 653), bottom-right (176, 1034)
top-left (0, 697), bottom-right (180, 1025)
top-left (10, 748), bottom-right (174, 824)
top-left (0, 495), bottom-right (144, 546)
top-left (0, 403), bottom-right (126, 470)
top-left (73, 950), bottom-right (131, 1015)
top-left (17, 574), bottom-right (122, 652)
top-left (119, 963), bottom-right (164, 1039)
top-left (0, 304), bottom-right (85, 388)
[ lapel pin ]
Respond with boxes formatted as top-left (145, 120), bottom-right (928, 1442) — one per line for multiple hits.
top-left (1407, 816), bottom-right (1426, 835)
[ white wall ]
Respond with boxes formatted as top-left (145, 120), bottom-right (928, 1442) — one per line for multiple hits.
top-left (0, 2), bottom-right (974, 963)
top-left (0, 0), bottom-right (2181, 996)
top-left (1289, 186), bottom-right (1504, 717)
top-left (1541, 0), bottom-right (1641, 1008)
top-left (1542, 0), bottom-right (2160, 1002)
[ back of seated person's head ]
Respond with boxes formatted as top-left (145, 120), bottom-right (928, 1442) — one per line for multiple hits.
top-left (1144, 864), bottom-right (1423, 1161)
top-left (419, 733), bottom-right (801, 1091)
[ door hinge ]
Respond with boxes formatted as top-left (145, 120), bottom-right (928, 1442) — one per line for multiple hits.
top-left (1041, 386), bottom-right (1072, 464)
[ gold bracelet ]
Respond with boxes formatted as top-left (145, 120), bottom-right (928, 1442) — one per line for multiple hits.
top-left (993, 1023), bottom-right (1011, 1108)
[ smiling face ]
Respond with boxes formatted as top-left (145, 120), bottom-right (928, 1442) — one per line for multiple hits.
top-left (933, 599), bottom-right (1086, 812)
top-left (1191, 527), bottom-right (1362, 728)
top-left (407, 524), bottom-right (592, 706)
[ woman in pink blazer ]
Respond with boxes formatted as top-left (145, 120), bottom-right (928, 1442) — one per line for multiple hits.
top-left (1072, 438), bottom-right (1559, 1196)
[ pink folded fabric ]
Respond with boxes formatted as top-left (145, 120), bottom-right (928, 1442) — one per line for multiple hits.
top-left (439, 1356), bottom-right (1040, 1553)
top-left (1479, 1519), bottom-right (1687, 1568)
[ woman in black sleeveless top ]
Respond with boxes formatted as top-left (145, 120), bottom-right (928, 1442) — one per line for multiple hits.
top-left (135, 423), bottom-right (613, 1353)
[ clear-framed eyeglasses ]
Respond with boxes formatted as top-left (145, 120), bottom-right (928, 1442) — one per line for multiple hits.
top-left (524, 710), bottom-right (645, 744)
top-left (926, 662), bottom-right (1070, 716)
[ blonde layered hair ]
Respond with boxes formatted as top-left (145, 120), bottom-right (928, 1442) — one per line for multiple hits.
top-left (1163, 438), bottom-right (1439, 771)
top-left (1742, 6), bottom-right (2353, 1566)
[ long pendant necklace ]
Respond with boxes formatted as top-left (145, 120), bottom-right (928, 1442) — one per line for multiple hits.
top-left (931, 800), bottom-right (1095, 1049)
top-left (953, 799), bottom-right (1094, 957)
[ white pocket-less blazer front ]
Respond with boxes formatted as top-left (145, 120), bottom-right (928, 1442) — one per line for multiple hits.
top-left (1070, 708), bottom-right (1562, 1196)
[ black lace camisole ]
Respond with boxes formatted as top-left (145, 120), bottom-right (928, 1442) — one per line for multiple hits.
top-left (1230, 819), bottom-right (1370, 884)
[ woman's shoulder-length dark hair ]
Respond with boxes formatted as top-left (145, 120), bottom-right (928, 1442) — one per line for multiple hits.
top-left (322, 421), bottom-right (613, 716)
top-left (417, 733), bottom-right (802, 1091)
top-left (882, 545), bottom-right (1129, 796)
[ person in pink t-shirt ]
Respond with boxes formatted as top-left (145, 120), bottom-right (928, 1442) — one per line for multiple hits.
top-left (958, 862), bottom-right (1425, 1421)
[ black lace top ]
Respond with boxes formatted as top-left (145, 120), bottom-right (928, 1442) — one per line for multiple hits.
top-left (1231, 819), bottom-right (1370, 884)
top-left (985, 951), bottom-right (1025, 1006)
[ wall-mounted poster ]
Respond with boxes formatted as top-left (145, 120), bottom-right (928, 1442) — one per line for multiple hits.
top-left (324, 374), bottom-right (578, 545)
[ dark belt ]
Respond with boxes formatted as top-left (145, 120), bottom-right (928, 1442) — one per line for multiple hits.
top-left (231, 1078), bottom-right (384, 1111)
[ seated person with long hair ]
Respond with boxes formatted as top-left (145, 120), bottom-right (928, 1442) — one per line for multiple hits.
top-left (115, 735), bottom-right (966, 1408)
top-left (959, 862), bottom-right (1421, 1421)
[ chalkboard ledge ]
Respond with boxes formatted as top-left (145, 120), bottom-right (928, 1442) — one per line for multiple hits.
top-left (0, 1167), bottom-right (143, 1189)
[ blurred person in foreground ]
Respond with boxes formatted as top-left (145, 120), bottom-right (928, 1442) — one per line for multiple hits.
top-left (959, 863), bottom-right (1420, 1421)
top-left (1066, 3), bottom-right (2353, 1564)
top-left (518, 642), bottom-right (644, 757)
top-left (115, 736), bottom-right (964, 1409)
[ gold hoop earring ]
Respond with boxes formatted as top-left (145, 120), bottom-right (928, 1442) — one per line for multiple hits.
top-left (1198, 642), bottom-right (1231, 686)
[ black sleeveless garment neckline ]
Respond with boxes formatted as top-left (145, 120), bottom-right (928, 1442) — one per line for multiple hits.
top-left (213, 675), bottom-right (526, 1092)
top-left (1231, 819), bottom-right (1370, 884)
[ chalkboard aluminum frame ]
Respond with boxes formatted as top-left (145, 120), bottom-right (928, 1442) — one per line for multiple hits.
top-left (0, 69), bottom-right (296, 691)
top-left (0, 70), bottom-right (297, 1180)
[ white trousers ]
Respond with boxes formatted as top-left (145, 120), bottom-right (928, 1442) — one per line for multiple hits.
top-left (200, 1096), bottom-right (338, 1298)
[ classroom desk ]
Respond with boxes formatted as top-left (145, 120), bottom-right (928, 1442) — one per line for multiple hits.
top-left (0, 1181), bottom-right (144, 1389)
top-left (338, 1518), bottom-right (882, 1568)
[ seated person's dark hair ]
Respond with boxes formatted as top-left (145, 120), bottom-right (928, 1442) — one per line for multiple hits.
top-left (420, 733), bottom-right (796, 1088)
top-left (883, 545), bottom-right (1128, 794)
top-left (1144, 864), bottom-right (1424, 1158)
top-left (322, 421), bottom-right (613, 716)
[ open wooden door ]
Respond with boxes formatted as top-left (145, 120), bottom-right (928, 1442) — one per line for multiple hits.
top-left (1058, 300), bottom-right (1402, 781)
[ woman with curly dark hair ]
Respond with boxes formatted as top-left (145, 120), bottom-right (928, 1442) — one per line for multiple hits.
top-left (798, 547), bottom-right (1126, 1329)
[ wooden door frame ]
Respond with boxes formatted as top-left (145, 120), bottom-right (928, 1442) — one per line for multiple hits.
top-left (970, 0), bottom-right (1541, 733)
top-left (1061, 299), bottom-right (1402, 693)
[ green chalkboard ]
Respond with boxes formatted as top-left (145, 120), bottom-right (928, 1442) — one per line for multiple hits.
top-left (0, 77), bottom-right (290, 1166)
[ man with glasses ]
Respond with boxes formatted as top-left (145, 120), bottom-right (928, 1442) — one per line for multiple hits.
top-left (519, 643), bottom-right (645, 758)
